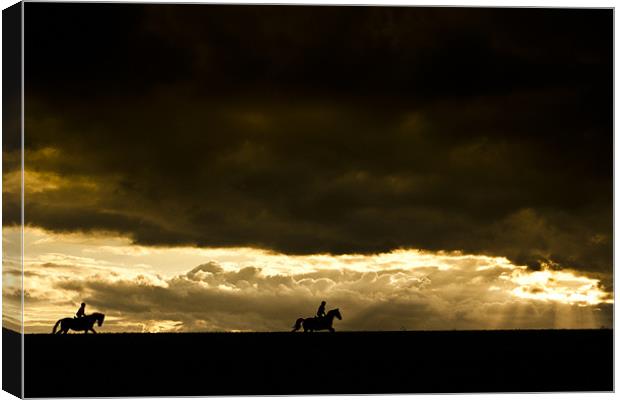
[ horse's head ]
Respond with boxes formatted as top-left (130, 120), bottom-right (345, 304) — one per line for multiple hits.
top-left (95, 312), bottom-right (105, 327)
top-left (329, 308), bottom-right (342, 320)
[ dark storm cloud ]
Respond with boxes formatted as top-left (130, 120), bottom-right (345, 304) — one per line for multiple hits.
top-left (20, 5), bottom-right (612, 277)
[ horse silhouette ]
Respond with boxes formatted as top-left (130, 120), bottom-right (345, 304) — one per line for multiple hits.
top-left (52, 313), bottom-right (105, 334)
top-left (292, 308), bottom-right (342, 332)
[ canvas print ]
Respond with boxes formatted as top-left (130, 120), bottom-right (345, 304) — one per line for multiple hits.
top-left (2, 2), bottom-right (613, 397)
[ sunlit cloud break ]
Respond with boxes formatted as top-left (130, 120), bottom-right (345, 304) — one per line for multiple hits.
top-left (508, 268), bottom-right (611, 306)
top-left (4, 228), bottom-right (612, 333)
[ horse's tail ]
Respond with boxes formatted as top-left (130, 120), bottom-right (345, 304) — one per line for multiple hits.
top-left (52, 319), bottom-right (62, 334)
top-left (292, 318), bottom-right (304, 332)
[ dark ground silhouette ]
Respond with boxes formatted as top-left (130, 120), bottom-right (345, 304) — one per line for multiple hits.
top-left (3, 329), bottom-right (21, 398)
top-left (23, 329), bottom-right (612, 397)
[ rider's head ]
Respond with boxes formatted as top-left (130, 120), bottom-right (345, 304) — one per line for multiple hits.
top-left (81, 302), bottom-right (85, 307)
top-left (321, 301), bottom-right (326, 305)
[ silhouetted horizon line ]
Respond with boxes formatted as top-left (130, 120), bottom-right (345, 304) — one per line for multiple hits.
top-left (9, 327), bottom-right (613, 335)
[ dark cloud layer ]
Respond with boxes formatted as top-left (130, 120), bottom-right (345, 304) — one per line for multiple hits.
top-left (18, 5), bottom-right (612, 277)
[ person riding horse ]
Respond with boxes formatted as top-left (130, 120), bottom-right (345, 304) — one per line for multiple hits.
top-left (316, 301), bottom-right (326, 318)
top-left (75, 302), bottom-right (86, 319)
top-left (292, 308), bottom-right (342, 332)
top-left (53, 312), bottom-right (105, 334)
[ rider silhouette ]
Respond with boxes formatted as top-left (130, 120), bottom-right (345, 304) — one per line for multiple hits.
top-left (75, 302), bottom-right (86, 319)
top-left (316, 301), bottom-right (326, 318)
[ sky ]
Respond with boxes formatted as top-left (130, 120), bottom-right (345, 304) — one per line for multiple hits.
top-left (2, 4), bottom-right (613, 332)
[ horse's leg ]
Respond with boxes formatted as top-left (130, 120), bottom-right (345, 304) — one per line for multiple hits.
top-left (329, 327), bottom-right (335, 333)
top-left (90, 328), bottom-right (97, 334)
